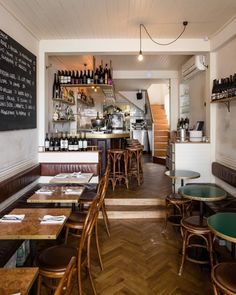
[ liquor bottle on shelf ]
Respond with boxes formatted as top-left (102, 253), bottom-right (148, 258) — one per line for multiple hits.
top-left (54, 133), bottom-right (60, 152)
top-left (99, 65), bottom-right (104, 84)
top-left (90, 70), bottom-right (94, 84)
top-left (53, 73), bottom-right (60, 98)
top-left (68, 134), bottom-right (74, 151)
top-left (75, 70), bottom-right (79, 84)
top-left (44, 133), bottom-right (50, 151)
top-left (87, 70), bottom-right (91, 84)
top-left (64, 132), bottom-right (69, 151)
top-left (94, 68), bottom-right (99, 84)
top-left (74, 134), bottom-right (79, 151)
top-left (79, 70), bottom-right (83, 84)
top-left (108, 68), bottom-right (113, 85)
top-left (82, 64), bottom-right (87, 84)
top-left (104, 64), bottom-right (108, 84)
top-left (60, 133), bottom-right (65, 151)
top-left (83, 132), bottom-right (88, 151)
top-left (49, 134), bottom-right (54, 151)
top-left (78, 132), bottom-right (83, 151)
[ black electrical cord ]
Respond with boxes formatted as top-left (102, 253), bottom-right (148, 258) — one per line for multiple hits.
top-left (140, 21), bottom-right (188, 46)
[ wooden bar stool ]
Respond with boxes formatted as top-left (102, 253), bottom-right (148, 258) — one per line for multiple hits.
top-left (178, 215), bottom-right (214, 276)
top-left (162, 193), bottom-right (192, 232)
top-left (126, 146), bottom-right (143, 186)
top-left (212, 262), bottom-right (236, 295)
top-left (107, 149), bottom-right (129, 190)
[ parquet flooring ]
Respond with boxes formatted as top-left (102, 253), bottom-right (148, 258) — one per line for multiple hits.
top-left (82, 220), bottom-right (213, 295)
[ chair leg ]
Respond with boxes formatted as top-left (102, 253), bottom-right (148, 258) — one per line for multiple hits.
top-left (102, 203), bottom-right (110, 237)
top-left (179, 228), bottom-right (187, 276)
top-left (64, 227), bottom-right (69, 244)
top-left (95, 221), bottom-right (103, 271)
top-left (37, 274), bottom-right (42, 295)
top-left (87, 236), bottom-right (97, 295)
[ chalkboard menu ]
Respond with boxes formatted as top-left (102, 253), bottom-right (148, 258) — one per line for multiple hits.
top-left (0, 29), bottom-right (36, 131)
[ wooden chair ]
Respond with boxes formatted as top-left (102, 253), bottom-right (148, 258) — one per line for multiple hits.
top-left (36, 197), bottom-right (99, 295)
top-left (126, 146), bottom-right (143, 186)
top-left (54, 256), bottom-right (76, 295)
top-left (178, 215), bottom-right (214, 276)
top-left (162, 192), bottom-right (192, 233)
top-left (107, 149), bottom-right (129, 190)
top-left (212, 262), bottom-right (236, 295)
top-left (64, 173), bottom-right (108, 271)
top-left (78, 166), bottom-right (110, 237)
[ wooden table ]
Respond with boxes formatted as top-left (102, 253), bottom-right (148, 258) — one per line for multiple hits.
top-left (0, 267), bottom-right (38, 295)
top-left (179, 184), bottom-right (227, 221)
top-left (27, 186), bottom-right (84, 204)
top-left (0, 208), bottom-right (71, 240)
top-left (165, 169), bottom-right (200, 192)
top-left (50, 173), bottom-right (93, 184)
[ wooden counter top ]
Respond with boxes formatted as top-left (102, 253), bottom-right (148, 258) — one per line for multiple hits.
top-left (85, 132), bottom-right (130, 139)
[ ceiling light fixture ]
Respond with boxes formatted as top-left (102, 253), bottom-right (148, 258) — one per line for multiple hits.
top-left (138, 21), bottom-right (188, 61)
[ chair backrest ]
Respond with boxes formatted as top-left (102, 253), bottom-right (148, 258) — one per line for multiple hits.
top-left (54, 256), bottom-right (76, 295)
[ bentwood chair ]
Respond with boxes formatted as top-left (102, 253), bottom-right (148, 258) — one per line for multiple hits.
top-left (36, 197), bottom-right (99, 295)
top-left (78, 166), bottom-right (110, 237)
top-left (212, 262), bottom-right (236, 295)
top-left (54, 256), bottom-right (76, 295)
top-left (64, 172), bottom-right (108, 271)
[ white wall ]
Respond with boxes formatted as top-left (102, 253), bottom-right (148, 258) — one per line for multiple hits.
top-left (0, 5), bottom-right (39, 181)
top-left (209, 36), bottom-right (236, 196)
top-left (119, 91), bottom-right (145, 111)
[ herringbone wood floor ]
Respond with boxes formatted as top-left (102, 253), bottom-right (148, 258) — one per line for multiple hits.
top-left (81, 220), bottom-right (213, 295)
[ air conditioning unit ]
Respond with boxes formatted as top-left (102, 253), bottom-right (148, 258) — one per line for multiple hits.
top-left (182, 55), bottom-right (206, 80)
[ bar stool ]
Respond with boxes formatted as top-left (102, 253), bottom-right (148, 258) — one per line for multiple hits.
top-left (212, 262), bottom-right (236, 295)
top-left (107, 149), bottom-right (129, 190)
top-left (178, 215), bottom-right (214, 276)
top-left (162, 193), bottom-right (192, 232)
top-left (126, 146), bottom-right (143, 186)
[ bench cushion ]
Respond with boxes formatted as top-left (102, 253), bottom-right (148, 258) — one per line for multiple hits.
top-left (212, 162), bottom-right (236, 188)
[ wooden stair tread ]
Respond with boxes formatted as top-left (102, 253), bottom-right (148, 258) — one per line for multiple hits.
top-left (106, 205), bottom-right (165, 211)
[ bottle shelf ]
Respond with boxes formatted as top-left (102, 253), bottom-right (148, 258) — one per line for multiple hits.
top-left (52, 98), bottom-right (75, 105)
top-left (52, 119), bottom-right (75, 123)
top-left (61, 83), bottom-right (113, 88)
top-left (77, 98), bottom-right (94, 107)
top-left (211, 96), bottom-right (236, 112)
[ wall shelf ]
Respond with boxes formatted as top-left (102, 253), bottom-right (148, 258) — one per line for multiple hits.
top-left (52, 120), bottom-right (75, 123)
top-left (52, 98), bottom-right (75, 105)
top-left (211, 96), bottom-right (236, 112)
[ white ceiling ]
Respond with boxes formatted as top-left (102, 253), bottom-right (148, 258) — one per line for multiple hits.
top-left (1, 0), bottom-right (235, 91)
top-left (1, 0), bottom-right (236, 40)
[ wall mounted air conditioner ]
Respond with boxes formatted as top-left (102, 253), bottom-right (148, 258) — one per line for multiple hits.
top-left (182, 55), bottom-right (206, 80)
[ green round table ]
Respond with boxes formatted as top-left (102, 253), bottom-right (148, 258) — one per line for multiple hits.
top-left (208, 212), bottom-right (236, 244)
top-left (165, 170), bottom-right (200, 192)
top-left (179, 184), bottom-right (227, 221)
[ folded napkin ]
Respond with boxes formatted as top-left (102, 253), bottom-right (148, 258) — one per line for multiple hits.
top-left (35, 188), bottom-right (53, 194)
top-left (40, 215), bottom-right (66, 224)
top-left (71, 172), bottom-right (84, 178)
top-left (55, 174), bottom-right (69, 179)
top-left (0, 214), bottom-right (25, 223)
top-left (64, 188), bottom-right (83, 195)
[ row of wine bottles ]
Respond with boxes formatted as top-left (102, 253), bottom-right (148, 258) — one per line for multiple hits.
top-left (211, 73), bottom-right (236, 101)
top-left (44, 132), bottom-right (88, 152)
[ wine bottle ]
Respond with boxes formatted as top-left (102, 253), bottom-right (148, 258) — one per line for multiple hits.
top-left (71, 71), bottom-right (75, 84)
top-left (94, 68), bottom-right (99, 84)
top-left (99, 65), bottom-right (104, 84)
top-left (104, 64), bottom-right (108, 84)
top-left (60, 133), bottom-right (65, 151)
top-left (75, 70), bottom-right (79, 84)
top-left (68, 134), bottom-right (74, 151)
top-left (83, 132), bottom-right (88, 151)
top-left (64, 132), bottom-right (69, 151)
top-left (78, 132), bottom-right (83, 151)
top-left (90, 70), bottom-right (94, 84)
top-left (54, 134), bottom-right (60, 151)
top-left (87, 69), bottom-right (91, 84)
top-left (108, 68), bottom-right (113, 85)
top-left (44, 133), bottom-right (50, 151)
top-left (74, 134), bottom-right (79, 151)
top-left (49, 134), bottom-right (54, 151)
top-left (79, 70), bottom-right (83, 84)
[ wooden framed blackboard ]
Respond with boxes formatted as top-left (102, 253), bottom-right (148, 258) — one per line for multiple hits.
top-left (0, 29), bottom-right (36, 131)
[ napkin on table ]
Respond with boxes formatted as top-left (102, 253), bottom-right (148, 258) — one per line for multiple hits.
top-left (40, 215), bottom-right (66, 224)
top-left (35, 188), bottom-right (53, 194)
top-left (64, 188), bottom-right (83, 194)
top-left (0, 214), bottom-right (25, 223)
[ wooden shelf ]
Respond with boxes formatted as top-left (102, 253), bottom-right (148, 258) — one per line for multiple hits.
top-left (52, 98), bottom-right (75, 105)
top-left (211, 96), bottom-right (236, 112)
top-left (52, 120), bottom-right (75, 123)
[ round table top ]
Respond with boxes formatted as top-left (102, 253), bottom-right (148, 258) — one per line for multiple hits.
top-left (178, 184), bottom-right (227, 202)
top-left (208, 212), bottom-right (236, 243)
top-left (165, 170), bottom-right (200, 180)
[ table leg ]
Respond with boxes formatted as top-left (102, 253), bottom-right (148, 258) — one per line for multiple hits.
top-left (199, 201), bottom-right (204, 224)
top-left (181, 179), bottom-right (184, 187)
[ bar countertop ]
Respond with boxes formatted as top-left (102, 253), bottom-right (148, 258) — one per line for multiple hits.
top-left (84, 131), bottom-right (130, 139)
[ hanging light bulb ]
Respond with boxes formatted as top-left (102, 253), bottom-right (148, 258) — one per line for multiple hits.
top-left (138, 50), bottom-right (143, 61)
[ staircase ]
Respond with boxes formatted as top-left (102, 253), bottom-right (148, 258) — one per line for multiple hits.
top-left (151, 104), bottom-right (169, 164)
